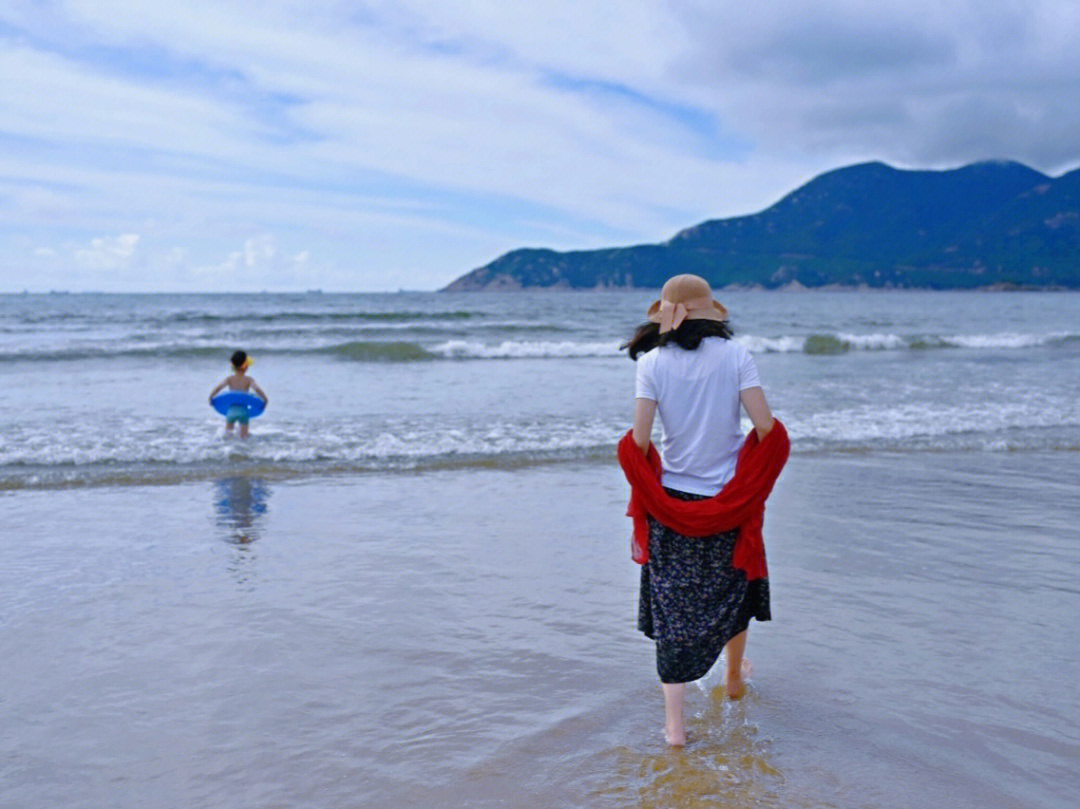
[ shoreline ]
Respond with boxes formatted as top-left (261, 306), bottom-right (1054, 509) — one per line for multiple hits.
top-left (4, 438), bottom-right (1075, 494)
top-left (5, 441), bottom-right (1080, 494)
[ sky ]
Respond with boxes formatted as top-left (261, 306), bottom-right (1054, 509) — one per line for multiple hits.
top-left (2, 1), bottom-right (1080, 292)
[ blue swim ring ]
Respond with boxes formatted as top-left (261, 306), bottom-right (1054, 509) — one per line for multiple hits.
top-left (211, 391), bottom-right (267, 418)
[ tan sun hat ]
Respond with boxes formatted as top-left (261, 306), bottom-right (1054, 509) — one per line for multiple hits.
top-left (646, 274), bottom-right (729, 334)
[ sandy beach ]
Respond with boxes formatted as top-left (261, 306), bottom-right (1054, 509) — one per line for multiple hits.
top-left (3, 450), bottom-right (1078, 809)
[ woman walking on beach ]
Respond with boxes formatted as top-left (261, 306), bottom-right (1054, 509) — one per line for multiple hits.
top-left (619, 274), bottom-right (788, 747)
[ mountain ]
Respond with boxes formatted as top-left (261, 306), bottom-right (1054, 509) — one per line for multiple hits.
top-left (443, 161), bottom-right (1080, 290)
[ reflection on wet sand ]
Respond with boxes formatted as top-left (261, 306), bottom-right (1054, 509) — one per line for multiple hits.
top-left (213, 476), bottom-right (270, 587)
top-left (592, 688), bottom-right (785, 809)
top-left (213, 476), bottom-right (270, 544)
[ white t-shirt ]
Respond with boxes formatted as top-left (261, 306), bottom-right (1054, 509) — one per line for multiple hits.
top-left (635, 336), bottom-right (762, 496)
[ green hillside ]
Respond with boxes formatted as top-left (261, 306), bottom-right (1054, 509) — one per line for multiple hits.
top-left (444, 161), bottom-right (1080, 290)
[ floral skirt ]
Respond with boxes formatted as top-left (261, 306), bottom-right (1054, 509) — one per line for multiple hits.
top-left (637, 488), bottom-right (771, 684)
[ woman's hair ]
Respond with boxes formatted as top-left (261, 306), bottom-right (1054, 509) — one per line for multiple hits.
top-left (230, 350), bottom-right (248, 370)
top-left (621, 318), bottom-right (734, 360)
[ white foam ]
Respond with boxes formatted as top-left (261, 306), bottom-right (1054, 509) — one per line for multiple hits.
top-left (737, 332), bottom-right (905, 353)
top-left (0, 416), bottom-right (628, 472)
top-left (786, 399), bottom-right (1080, 447)
top-left (5, 395), bottom-right (1080, 489)
top-left (735, 335), bottom-right (806, 353)
top-left (429, 340), bottom-right (621, 359)
top-left (837, 332), bottom-right (906, 350)
top-left (940, 332), bottom-right (1068, 349)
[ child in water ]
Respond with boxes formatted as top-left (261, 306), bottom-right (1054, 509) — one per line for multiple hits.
top-left (208, 350), bottom-right (268, 438)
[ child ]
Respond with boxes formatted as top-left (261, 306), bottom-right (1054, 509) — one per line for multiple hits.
top-left (208, 350), bottom-right (268, 438)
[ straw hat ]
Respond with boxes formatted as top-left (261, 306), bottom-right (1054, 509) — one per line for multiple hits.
top-left (646, 274), bottom-right (729, 333)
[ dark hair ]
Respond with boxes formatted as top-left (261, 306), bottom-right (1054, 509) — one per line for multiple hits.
top-left (621, 318), bottom-right (734, 360)
top-left (230, 350), bottom-right (248, 369)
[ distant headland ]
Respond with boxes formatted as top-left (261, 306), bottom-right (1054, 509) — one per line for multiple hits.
top-left (443, 160), bottom-right (1080, 291)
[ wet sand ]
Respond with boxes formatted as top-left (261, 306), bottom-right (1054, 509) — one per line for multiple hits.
top-left (2, 451), bottom-right (1078, 808)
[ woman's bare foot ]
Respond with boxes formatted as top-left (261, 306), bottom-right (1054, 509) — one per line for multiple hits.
top-left (725, 659), bottom-right (753, 699)
top-left (664, 726), bottom-right (686, 747)
top-left (661, 682), bottom-right (686, 746)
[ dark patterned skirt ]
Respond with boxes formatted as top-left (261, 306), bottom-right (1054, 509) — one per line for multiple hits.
top-left (638, 488), bottom-right (771, 684)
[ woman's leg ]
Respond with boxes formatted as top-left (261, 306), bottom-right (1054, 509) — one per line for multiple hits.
top-left (723, 629), bottom-right (749, 698)
top-left (662, 682), bottom-right (686, 746)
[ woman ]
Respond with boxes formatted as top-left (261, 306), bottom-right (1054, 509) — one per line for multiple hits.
top-left (622, 274), bottom-right (778, 747)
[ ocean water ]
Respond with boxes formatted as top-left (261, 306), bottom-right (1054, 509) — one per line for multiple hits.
top-left (2, 289), bottom-right (1080, 808)
top-left (2, 289), bottom-right (1078, 488)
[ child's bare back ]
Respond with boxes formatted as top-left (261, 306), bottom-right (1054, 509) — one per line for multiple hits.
top-left (208, 351), bottom-right (268, 438)
top-left (223, 371), bottom-right (258, 392)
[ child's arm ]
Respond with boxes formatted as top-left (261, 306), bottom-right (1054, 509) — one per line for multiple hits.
top-left (250, 380), bottom-right (268, 403)
top-left (208, 379), bottom-right (227, 402)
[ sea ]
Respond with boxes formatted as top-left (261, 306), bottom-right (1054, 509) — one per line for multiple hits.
top-left (2, 289), bottom-right (1079, 808)
top-left (2, 289), bottom-right (1078, 489)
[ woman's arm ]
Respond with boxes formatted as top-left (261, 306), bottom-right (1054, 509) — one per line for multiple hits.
top-left (740, 386), bottom-right (774, 441)
top-left (632, 398), bottom-right (657, 453)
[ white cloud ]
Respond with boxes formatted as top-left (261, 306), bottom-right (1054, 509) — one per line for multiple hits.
top-left (1, 1), bottom-right (1079, 291)
top-left (668, 0), bottom-right (1080, 169)
top-left (189, 234), bottom-right (331, 291)
top-left (2, 1), bottom-right (786, 225)
top-left (73, 233), bottom-right (140, 270)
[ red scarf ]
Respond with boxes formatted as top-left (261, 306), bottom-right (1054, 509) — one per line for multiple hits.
top-left (617, 420), bottom-right (789, 579)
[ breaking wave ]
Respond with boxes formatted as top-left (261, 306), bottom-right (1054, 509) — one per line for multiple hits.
top-left (3, 332), bottom-right (1077, 364)
top-left (738, 331), bottom-right (1078, 355)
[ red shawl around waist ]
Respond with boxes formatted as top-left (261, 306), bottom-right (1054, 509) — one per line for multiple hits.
top-left (617, 419), bottom-right (789, 579)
